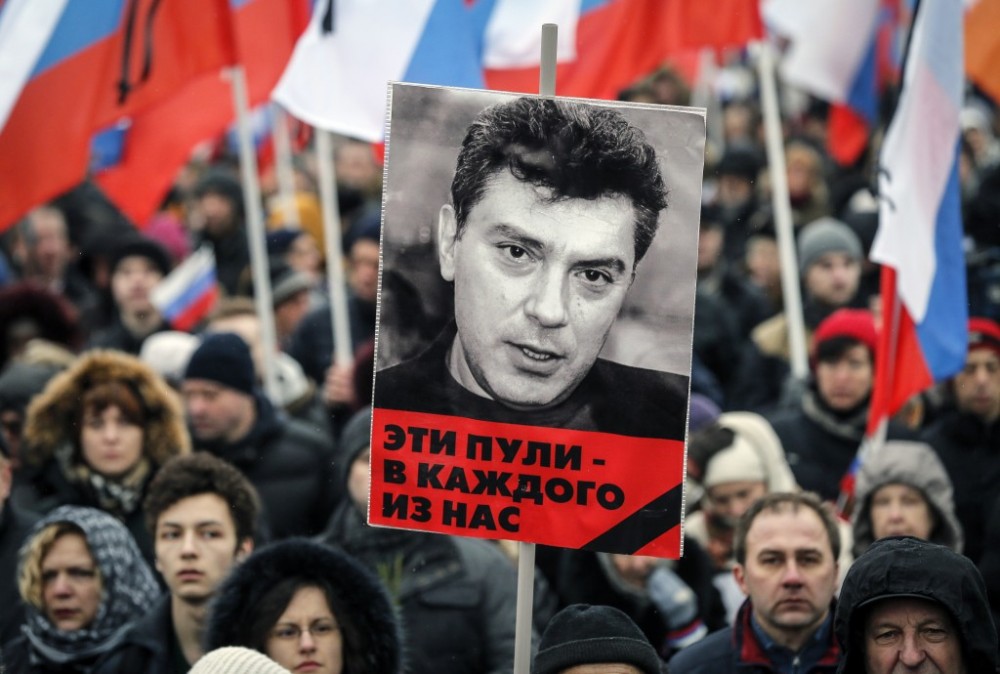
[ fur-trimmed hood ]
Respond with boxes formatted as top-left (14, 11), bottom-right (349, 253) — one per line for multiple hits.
top-left (205, 539), bottom-right (403, 674)
top-left (22, 349), bottom-right (190, 468)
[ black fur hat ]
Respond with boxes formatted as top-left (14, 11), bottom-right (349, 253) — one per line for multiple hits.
top-left (205, 538), bottom-right (403, 674)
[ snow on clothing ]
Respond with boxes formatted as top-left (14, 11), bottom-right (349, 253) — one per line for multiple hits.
top-left (4, 506), bottom-right (160, 674)
top-left (20, 350), bottom-right (190, 564)
top-left (850, 440), bottom-right (963, 557)
top-left (835, 536), bottom-right (998, 674)
top-left (205, 538), bottom-right (402, 674)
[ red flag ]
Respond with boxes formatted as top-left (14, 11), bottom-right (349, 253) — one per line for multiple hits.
top-left (484, 0), bottom-right (761, 100)
top-left (0, 0), bottom-right (237, 230)
top-left (95, 0), bottom-right (309, 227)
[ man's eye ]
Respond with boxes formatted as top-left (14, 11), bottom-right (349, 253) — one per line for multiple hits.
top-left (503, 245), bottom-right (527, 259)
top-left (874, 630), bottom-right (898, 643)
top-left (581, 269), bottom-right (611, 285)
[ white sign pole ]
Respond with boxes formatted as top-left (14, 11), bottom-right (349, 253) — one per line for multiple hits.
top-left (754, 41), bottom-right (809, 379)
top-left (512, 23), bottom-right (559, 674)
top-left (229, 65), bottom-right (281, 400)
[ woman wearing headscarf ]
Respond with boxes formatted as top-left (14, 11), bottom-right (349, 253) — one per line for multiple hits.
top-left (204, 539), bottom-right (402, 674)
top-left (21, 350), bottom-right (189, 564)
top-left (3, 505), bottom-right (160, 673)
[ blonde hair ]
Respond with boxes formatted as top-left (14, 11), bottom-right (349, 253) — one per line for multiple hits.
top-left (19, 523), bottom-right (102, 610)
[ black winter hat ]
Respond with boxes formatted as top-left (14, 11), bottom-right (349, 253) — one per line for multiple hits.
top-left (194, 169), bottom-right (245, 219)
top-left (534, 604), bottom-right (662, 674)
top-left (109, 233), bottom-right (172, 277)
top-left (183, 332), bottom-right (255, 396)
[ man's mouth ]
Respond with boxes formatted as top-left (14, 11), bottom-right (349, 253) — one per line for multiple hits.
top-left (178, 569), bottom-right (204, 581)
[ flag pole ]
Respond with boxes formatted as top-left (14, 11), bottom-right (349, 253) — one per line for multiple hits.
top-left (228, 65), bottom-right (281, 401)
top-left (315, 129), bottom-right (354, 369)
top-left (272, 105), bottom-right (301, 229)
top-left (513, 24), bottom-right (558, 674)
top-left (754, 40), bottom-right (809, 379)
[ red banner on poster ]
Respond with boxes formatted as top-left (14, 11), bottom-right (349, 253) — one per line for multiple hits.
top-left (369, 408), bottom-right (685, 557)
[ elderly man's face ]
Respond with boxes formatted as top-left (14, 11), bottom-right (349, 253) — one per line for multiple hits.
top-left (438, 170), bottom-right (635, 408)
top-left (864, 597), bottom-right (966, 674)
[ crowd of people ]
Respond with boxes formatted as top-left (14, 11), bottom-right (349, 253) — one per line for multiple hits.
top-left (0, 51), bottom-right (998, 674)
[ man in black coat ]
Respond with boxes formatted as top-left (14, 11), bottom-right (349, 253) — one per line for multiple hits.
top-left (921, 317), bottom-right (1000, 565)
top-left (669, 493), bottom-right (842, 674)
top-left (835, 536), bottom-right (997, 674)
top-left (93, 454), bottom-right (259, 673)
top-left (181, 333), bottom-right (338, 539)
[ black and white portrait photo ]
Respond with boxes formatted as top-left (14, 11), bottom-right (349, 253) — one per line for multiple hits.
top-left (373, 84), bottom-right (705, 442)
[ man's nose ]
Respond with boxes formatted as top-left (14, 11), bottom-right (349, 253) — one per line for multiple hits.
top-left (524, 269), bottom-right (569, 328)
top-left (898, 633), bottom-right (927, 667)
top-left (181, 531), bottom-right (199, 557)
top-left (781, 561), bottom-right (803, 586)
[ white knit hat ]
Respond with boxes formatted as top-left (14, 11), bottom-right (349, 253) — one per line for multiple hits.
top-left (190, 647), bottom-right (291, 674)
top-left (702, 412), bottom-right (798, 492)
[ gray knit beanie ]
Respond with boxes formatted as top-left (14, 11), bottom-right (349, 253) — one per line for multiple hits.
top-left (190, 647), bottom-right (291, 674)
top-left (797, 217), bottom-right (862, 274)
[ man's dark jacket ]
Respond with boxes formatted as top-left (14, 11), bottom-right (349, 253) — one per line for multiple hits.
top-left (0, 503), bottom-right (39, 645)
top-left (375, 325), bottom-right (689, 441)
top-left (668, 600), bottom-right (840, 674)
top-left (192, 393), bottom-right (337, 538)
top-left (91, 596), bottom-right (179, 674)
top-left (920, 407), bottom-right (1000, 564)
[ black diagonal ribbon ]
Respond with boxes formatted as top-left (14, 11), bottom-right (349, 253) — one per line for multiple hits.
top-left (581, 483), bottom-right (684, 555)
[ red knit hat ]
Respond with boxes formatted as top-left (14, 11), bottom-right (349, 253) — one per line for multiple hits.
top-left (810, 309), bottom-right (878, 367)
top-left (968, 317), bottom-right (1000, 358)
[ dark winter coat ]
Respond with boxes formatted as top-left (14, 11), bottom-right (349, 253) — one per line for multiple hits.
top-left (668, 600), bottom-right (841, 674)
top-left (0, 503), bottom-right (39, 645)
top-left (319, 503), bottom-right (523, 674)
top-left (769, 387), bottom-right (912, 502)
top-left (87, 318), bottom-right (172, 356)
top-left (205, 539), bottom-right (402, 674)
top-left (90, 596), bottom-right (179, 674)
top-left (920, 407), bottom-right (1000, 564)
top-left (191, 393), bottom-right (337, 539)
top-left (835, 536), bottom-right (998, 674)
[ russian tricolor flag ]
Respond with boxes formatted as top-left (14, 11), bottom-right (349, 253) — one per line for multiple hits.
top-left (151, 246), bottom-right (219, 333)
top-left (868, 0), bottom-right (968, 428)
top-left (763, 0), bottom-right (881, 166)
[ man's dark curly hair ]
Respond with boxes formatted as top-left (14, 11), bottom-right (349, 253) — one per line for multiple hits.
top-left (144, 453), bottom-right (260, 547)
top-left (450, 97), bottom-right (668, 265)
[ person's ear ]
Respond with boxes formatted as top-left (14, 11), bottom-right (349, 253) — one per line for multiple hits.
top-left (734, 563), bottom-right (748, 595)
top-left (437, 205), bottom-right (459, 282)
top-left (235, 538), bottom-right (254, 563)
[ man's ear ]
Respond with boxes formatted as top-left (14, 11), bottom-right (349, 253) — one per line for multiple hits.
top-left (235, 538), bottom-right (254, 563)
top-left (734, 563), bottom-right (748, 596)
top-left (437, 205), bottom-right (459, 282)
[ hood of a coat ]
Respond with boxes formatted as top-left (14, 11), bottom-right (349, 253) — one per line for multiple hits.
top-left (851, 440), bottom-right (963, 556)
top-left (205, 539), bottom-right (403, 674)
top-left (22, 350), bottom-right (190, 468)
top-left (835, 536), bottom-right (997, 674)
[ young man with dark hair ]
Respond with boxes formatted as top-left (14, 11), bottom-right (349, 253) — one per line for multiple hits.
top-left (94, 453), bottom-right (260, 673)
top-left (375, 96), bottom-right (688, 440)
top-left (670, 492), bottom-right (842, 674)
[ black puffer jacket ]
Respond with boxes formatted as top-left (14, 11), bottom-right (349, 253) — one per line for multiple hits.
top-left (205, 538), bottom-right (402, 674)
top-left (835, 536), bottom-right (998, 674)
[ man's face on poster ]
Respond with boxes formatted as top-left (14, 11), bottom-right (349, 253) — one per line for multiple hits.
top-left (437, 169), bottom-right (637, 408)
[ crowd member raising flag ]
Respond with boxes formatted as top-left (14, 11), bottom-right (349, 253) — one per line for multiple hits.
top-left (150, 246), bottom-right (219, 332)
